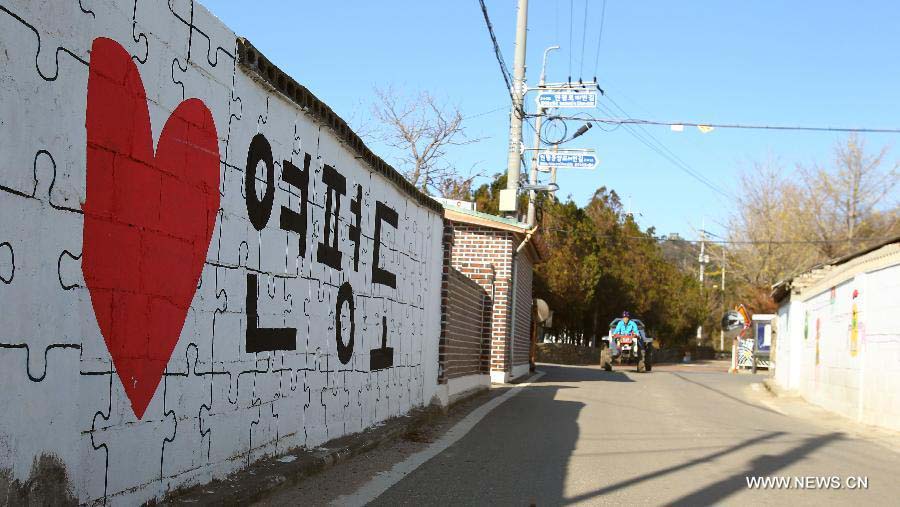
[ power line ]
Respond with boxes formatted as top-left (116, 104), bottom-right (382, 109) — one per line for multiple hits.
top-left (567, 0), bottom-right (574, 81)
top-left (582, 100), bottom-right (736, 200)
top-left (535, 101), bottom-right (734, 199)
top-left (604, 95), bottom-right (736, 199)
top-left (462, 106), bottom-right (508, 120)
top-left (539, 115), bottom-right (900, 134)
top-left (578, 0), bottom-right (588, 79)
top-left (592, 0), bottom-right (607, 79)
top-left (545, 229), bottom-right (898, 246)
top-left (476, 0), bottom-right (514, 105)
top-left (665, 236), bottom-right (898, 246)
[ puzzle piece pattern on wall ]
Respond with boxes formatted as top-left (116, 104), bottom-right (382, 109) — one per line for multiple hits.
top-left (0, 1), bottom-right (443, 504)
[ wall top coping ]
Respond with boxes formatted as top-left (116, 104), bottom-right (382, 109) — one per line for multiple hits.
top-left (774, 237), bottom-right (900, 305)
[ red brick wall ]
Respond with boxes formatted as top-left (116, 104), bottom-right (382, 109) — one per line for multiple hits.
top-left (448, 224), bottom-right (514, 374)
top-left (442, 218), bottom-right (538, 379)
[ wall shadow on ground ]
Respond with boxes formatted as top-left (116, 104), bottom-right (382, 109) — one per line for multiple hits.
top-left (534, 363), bottom-right (636, 383)
top-left (562, 431), bottom-right (844, 505)
top-left (370, 385), bottom-right (584, 506)
top-left (669, 372), bottom-right (784, 416)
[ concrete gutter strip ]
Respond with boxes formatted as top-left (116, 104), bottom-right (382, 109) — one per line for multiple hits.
top-left (762, 378), bottom-right (800, 398)
top-left (161, 387), bottom-right (491, 506)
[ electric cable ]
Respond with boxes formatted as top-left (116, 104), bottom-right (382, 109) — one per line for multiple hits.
top-left (477, 0), bottom-right (521, 117)
top-left (592, 0), bottom-right (607, 80)
top-left (578, 0), bottom-right (588, 79)
top-left (535, 115), bottom-right (900, 134)
top-left (568, 0), bottom-right (574, 81)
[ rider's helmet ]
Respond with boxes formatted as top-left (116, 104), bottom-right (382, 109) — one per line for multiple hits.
top-left (622, 311), bottom-right (630, 319)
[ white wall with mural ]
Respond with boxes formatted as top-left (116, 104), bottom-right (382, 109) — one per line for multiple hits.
top-left (774, 243), bottom-right (900, 432)
top-left (0, 0), bottom-right (443, 503)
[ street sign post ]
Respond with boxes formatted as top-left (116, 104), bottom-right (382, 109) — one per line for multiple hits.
top-left (536, 149), bottom-right (598, 170)
top-left (535, 89), bottom-right (598, 109)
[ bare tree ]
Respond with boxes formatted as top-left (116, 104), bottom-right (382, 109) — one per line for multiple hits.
top-left (367, 86), bottom-right (483, 196)
top-left (727, 136), bottom-right (899, 291)
top-left (799, 134), bottom-right (899, 257)
top-left (727, 158), bottom-right (819, 287)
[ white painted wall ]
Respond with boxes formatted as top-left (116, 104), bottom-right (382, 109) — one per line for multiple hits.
top-left (446, 374), bottom-right (490, 400)
top-left (775, 252), bottom-right (900, 431)
top-left (0, 1), bottom-right (443, 504)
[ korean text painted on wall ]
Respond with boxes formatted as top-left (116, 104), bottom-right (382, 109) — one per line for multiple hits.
top-left (0, 1), bottom-right (442, 504)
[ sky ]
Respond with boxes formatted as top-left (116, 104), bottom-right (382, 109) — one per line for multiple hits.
top-left (202, 0), bottom-right (900, 238)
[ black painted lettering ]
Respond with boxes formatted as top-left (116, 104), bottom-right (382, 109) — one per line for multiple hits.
top-left (372, 201), bottom-right (398, 288)
top-left (335, 281), bottom-right (355, 364)
top-left (245, 133), bottom-right (275, 231)
top-left (279, 153), bottom-right (311, 257)
top-left (317, 164), bottom-right (345, 270)
top-left (369, 315), bottom-right (394, 371)
top-left (245, 273), bottom-right (297, 352)
top-left (349, 184), bottom-right (362, 271)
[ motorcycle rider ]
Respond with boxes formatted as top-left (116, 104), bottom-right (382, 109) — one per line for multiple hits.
top-left (612, 311), bottom-right (644, 358)
top-left (614, 311), bottom-right (639, 337)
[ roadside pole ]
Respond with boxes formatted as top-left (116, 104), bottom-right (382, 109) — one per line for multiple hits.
top-left (720, 247), bottom-right (726, 351)
top-left (526, 45), bottom-right (559, 226)
top-left (697, 225), bottom-right (708, 347)
top-left (502, 0), bottom-right (529, 218)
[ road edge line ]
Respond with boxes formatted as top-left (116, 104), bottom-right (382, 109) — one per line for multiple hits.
top-left (332, 371), bottom-right (546, 506)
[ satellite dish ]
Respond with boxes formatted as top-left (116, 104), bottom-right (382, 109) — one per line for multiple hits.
top-left (721, 311), bottom-right (745, 338)
top-left (534, 299), bottom-right (551, 323)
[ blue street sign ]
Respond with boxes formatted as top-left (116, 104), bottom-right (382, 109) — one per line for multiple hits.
top-left (536, 150), bottom-right (598, 170)
top-left (535, 90), bottom-right (597, 109)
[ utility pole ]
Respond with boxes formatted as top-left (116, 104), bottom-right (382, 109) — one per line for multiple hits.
top-left (698, 229), bottom-right (706, 283)
top-left (502, 0), bottom-right (529, 218)
top-left (526, 45), bottom-right (558, 226)
top-left (697, 224), bottom-right (709, 347)
top-left (720, 246), bottom-right (726, 351)
top-left (549, 144), bottom-right (559, 195)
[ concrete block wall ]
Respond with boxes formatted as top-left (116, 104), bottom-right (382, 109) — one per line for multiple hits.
top-left (0, 1), bottom-right (443, 504)
top-left (856, 264), bottom-right (900, 429)
top-left (775, 250), bottom-right (900, 431)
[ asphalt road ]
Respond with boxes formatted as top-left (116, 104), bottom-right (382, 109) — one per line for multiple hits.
top-left (261, 363), bottom-right (900, 506)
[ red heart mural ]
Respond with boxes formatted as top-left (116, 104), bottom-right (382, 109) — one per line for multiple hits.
top-left (83, 38), bottom-right (220, 419)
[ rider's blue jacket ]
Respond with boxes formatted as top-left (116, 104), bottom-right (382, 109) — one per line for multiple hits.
top-left (614, 319), bottom-right (639, 336)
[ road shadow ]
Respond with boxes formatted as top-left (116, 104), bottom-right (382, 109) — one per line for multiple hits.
top-left (669, 432), bottom-right (845, 506)
top-left (668, 372), bottom-right (784, 416)
top-left (563, 431), bottom-right (787, 505)
top-left (535, 363), bottom-right (636, 382)
top-left (371, 385), bottom-right (584, 506)
top-left (562, 430), bottom-right (844, 505)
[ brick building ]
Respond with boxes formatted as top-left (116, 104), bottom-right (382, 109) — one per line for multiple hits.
top-left (440, 204), bottom-right (543, 386)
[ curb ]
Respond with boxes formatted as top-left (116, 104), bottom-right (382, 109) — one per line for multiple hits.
top-left (761, 378), bottom-right (792, 398)
top-left (161, 387), bottom-right (490, 506)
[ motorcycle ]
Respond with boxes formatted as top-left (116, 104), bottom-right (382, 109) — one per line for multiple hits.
top-left (600, 318), bottom-right (653, 373)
